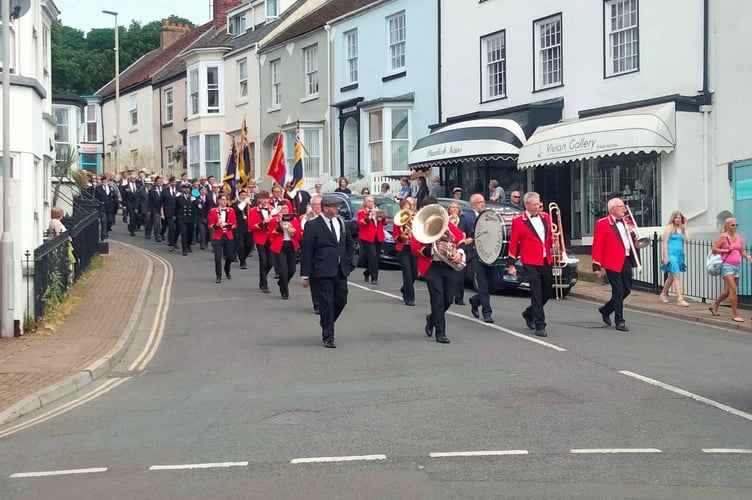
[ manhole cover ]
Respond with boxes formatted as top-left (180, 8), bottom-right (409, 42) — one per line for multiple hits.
top-left (261, 410), bottom-right (338, 426)
top-left (483, 387), bottom-right (575, 408)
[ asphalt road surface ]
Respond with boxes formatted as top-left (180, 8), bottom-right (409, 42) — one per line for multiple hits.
top-left (2, 231), bottom-right (752, 499)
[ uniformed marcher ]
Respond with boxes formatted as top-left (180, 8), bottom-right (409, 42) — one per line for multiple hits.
top-left (175, 183), bottom-right (197, 255)
top-left (208, 193), bottom-right (237, 283)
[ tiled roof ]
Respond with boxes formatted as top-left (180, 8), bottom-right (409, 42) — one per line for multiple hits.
top-left (98, 22), bottom-right (214, 98)
top-left (261, 0), bottom-right (382, 49)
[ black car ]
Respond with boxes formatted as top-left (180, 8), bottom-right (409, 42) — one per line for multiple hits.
top-left (325, 192), bottom-right (401, 267)
top-left (437, 199), bottom-right (579, 297)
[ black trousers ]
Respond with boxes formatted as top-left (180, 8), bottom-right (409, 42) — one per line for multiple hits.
top-left (397, 245), bottom-right (418, 302)
top-left (212, 235), bottom-right (235, 278)
top-left (311, 270), bottom-right (348, 343)
top-left (196, 218), bottom-right (208, 248)
top-left (127, 207), bottom-right (138, 234)
top-left (273, 241), bottom-right (297, 297)
top-left (99, 211), bottom-right (114, 239)
top-left (470, 258), bottom-right (495, 317)
top-left (256, 242), bottom-right (273, 289)
top-left (150, 213), bottom-right (162, 241)
top-left (180, 222), bottom-right (194, 252)
top-left (234, 232), bottom-right (252, 265)
top-left (523, 263), bottom-right (554, 329)
top-left (167, 217), bottom-right (178, 246)
top-left (142, 212), bottom-right (153, 238)
top-left (424, 262), bottom-right (461, 337)
top-left (603, 260), bottom-right (633, 324)
top-left (361, 240), bottom-right (381, 280)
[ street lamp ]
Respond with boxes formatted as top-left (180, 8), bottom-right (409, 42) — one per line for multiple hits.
top-left (102, 10), bottom-right (119, 172)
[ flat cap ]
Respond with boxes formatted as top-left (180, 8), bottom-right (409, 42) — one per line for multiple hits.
top-left (321, 195), bottom-right (341, 207)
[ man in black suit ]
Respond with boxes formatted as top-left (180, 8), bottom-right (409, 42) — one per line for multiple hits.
top-left (161, 176), bottom-right (179, 250)
top-left (195, 186), bottom-right (209, 250)
top-left (232, 189), bottom-right (252, 268)
top-left (174, 183), bottom-right (197, 255)
top-left (94, 174), bottom-right (118, 239)
top-left (148, 176), bottom-right (164, 242)
top-left (124, 173), bottom-right (140, 236)
top-left (136, 178), bottom-right (153, 238)
top-left (458, 193), bottom-right (494, 323)
top-left (300, 195), bottom-right (354, 349)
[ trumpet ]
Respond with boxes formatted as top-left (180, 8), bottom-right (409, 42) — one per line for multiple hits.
top-left (626, 205), bottom-right (651, 249)
top-left (548, 202), bottom-right (568, 300)
top-left (393, 208), bottom-right (414, 241)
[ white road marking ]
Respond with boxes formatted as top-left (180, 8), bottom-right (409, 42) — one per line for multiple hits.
top-left (570, 448), bottom-right (662, 454)
top-left (149, 462), bottom-right (248, 471)
top-left (702, 449), bottom-right (752, 454)
top-left (619, 370), bottom-right (752, 423)
top-left (10, 468), bottom-right (107, 478)
top-left (290, 454), bottom-right (387, 464)
top-left (430, 450), bottom-right (529, 458)
top-left (350, 282), bottom-right (567, 352)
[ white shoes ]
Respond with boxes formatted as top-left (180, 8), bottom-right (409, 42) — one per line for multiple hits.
top-left (677, 298), bottom-right (690, 307)
top-left (660, 293), bottom-right (669, 303)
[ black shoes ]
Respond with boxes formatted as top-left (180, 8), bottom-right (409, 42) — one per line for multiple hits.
top-left (363, 274), bottom-right (370, 283)
top-left (281, 294), bottom-right (289, 300)
top-left (483, 316), bottom-right (494, 324)
top-left (182, 251), bottom-right (188, 256)
top-left (405, 300), bottom-right (415, 307)
top-left (435, 335), bottom-right (450, 344)
top-left (313, 306), bottom-right (320, 314)
top-left (240, 264), bottom-right (247, 269)
top-left (215, 276), bottom-right (221, 283)
top-left (598, 306), bottom-right (612, 326)
top-left (424, 315), bottom-right (433, 337)
top-left (522, 311), bottom-right (535, 330)
top-left (615, 322), bottom-right (629, 332)
top-left (188, 247), bottom-right (192, 252)
top-left (371, 279), bottom-right (379, 285)
top-left (470, 298), bottom-right (480, 319)
top-left (261, 286), bottom-right (270, 294)
top-left (226, 273), bottom-right (232, 280)
top-left (323, 338), bottom-right (336, 349)
top-left (454, 298), bottom-right (465, 306)
top-left (168, 245), bottom-right (175, 252)
top-left (535, 328), bottom-right (548, 337)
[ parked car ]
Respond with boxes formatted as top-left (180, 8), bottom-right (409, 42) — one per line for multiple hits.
top-left (325, 192), bottom-right (401, 267)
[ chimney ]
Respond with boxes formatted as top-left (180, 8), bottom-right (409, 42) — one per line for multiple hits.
top-left (213, 0), bottom-right (243, 28)
top-left (160, 19), bottom-right (191, 49)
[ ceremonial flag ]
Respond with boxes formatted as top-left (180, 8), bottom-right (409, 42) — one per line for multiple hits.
top-left (224, 137), bottom-right (237, 196)
top-left (266, 131), bottom-right (286, 186)
top-left (238, 119), bottom-right (251, 186)
top-left (290, 128), bottom-right (304, 191)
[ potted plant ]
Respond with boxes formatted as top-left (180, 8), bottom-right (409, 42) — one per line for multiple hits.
top-left (172, 144), bottom-right (187, 164)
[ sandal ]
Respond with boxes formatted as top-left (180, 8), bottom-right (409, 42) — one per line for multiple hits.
top-left (732, 317), bottom-right (745, 323)
top-left (709, 306), bottom-right (720, 316)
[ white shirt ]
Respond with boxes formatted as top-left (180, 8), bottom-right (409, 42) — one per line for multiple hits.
top-left (526, 211), bottom-right (547, 258)
top-left (322, 215), bottom-right (340, 242)
top-left (615, 219), bottom-right (631, 256)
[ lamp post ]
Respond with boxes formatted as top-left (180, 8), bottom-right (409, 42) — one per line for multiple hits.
top-left (102, 10), bottom-right (119, 172)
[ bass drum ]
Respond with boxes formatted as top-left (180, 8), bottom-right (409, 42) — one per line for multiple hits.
top-left (474, 209), bottom-right (509, 266)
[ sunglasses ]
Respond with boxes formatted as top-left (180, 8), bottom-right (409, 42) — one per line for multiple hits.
top-left (730, 224), bottom-right (739, 227)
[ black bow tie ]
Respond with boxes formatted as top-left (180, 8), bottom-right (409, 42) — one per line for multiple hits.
top-left (529, 214), bottom-right (539, 219)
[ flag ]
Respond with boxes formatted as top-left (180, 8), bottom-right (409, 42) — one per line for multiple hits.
top-left (224, 137), bottom-right (237, 197)
top-left (266, 131), bottom-right (286, 186)
top-left (238, 119), bottom-right (251, 186)
top-left (290, 128), bottom-right (304, 191)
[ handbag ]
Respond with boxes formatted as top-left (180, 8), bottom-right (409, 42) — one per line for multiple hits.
top-left (706, 236), bottom-right (731, 276)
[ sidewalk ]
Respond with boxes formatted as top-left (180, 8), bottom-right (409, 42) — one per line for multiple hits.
top-left (0, 241), bottom-right (151, 425)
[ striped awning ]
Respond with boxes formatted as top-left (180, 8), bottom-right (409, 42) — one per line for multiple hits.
top-left (409, 118), bottom-right (526, 170)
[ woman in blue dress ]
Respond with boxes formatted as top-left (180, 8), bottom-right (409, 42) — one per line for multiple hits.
top-left (659, 210), bottom-right (690, 306)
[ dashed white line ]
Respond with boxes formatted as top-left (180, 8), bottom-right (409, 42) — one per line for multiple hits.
top-left (619, 370), bottom-right (752, 423)
top-left (430, 450), bottom-right (529, 458)
top-left (10, 468), bottom-right (108, 478)
top-left (702, 449), bottom-right (752, 454)
top-left (149, 462), bottom-right (248, 471)
top-left (570, 448), bottom-right (662, 454)
top-left (290, 454), bottom-right (387, 464)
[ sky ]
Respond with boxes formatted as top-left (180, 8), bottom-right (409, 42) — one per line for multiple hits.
top-left (54, 0), bottom-right (212, 33)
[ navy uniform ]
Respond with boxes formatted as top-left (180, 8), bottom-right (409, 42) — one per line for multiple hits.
top-left (175, 185), bottom-right (197, 255)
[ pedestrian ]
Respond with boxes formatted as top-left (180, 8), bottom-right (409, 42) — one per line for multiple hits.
top-left (396, 177), bottom-right (412, 201)
top-left (591, 197), bottom-right (640, 332)
top-left (411, 197), bottom-right (466, 344)
top-left (489, 179), bottom-right (505, 203)
top-left (334, 177), bottom-right (351, 194)
top-left (393, 199), bottom-right (417, 306)
top-left (248, 190), bottom-right (274, 293)
top-left (291, 186), bottom-right (312, 217)
top-left (415, 176), bottom-right (429, 208)
top-left (659, 210), bottom-right (690, 306)
top-left (447, 201), bottom-right (465, 305)
top-left (357, 196), bottom-right (387, 285)
top-left (300, 194), bottom-right (323, 314)
top-left (300, 194), bottom-right (355, 348)
top-left (94, 174), bottom-right (117, 240)
top-left (175, 183), bottom-right (197, 255)
top-left (509, 191), bottom-right (523, 211)
top-left (506, 192), bottom-right (555, 337)
top-left (124, 174), bottom-right (140, 236)
top-left (429, 176), bottom-right (445, 198)
top-left (232, 190), bottom-right (252, 268)
top-left (162, 176), bottom-right (179, 250)
top-left (148, 176), bottom-right (164, 242)
top-left (459, 193), bottom-right (494, 323)
top-left (361, 187), bottom-right (371, 195)
top-left (269, 203), bottom-right (302, 299)
top-left (138, 177), bottom-right (154, 239)
top-left (708, 217), bottom-right (752, 322)
top-left (452, 186), bottom-right (463, 200)
top-left (380, 183), bottom-right (391, 197)
top-left (208, 193), bottom-right (236, 283)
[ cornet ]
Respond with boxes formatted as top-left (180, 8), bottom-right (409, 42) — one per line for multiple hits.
top-left (625, 205), bottom-right (651, 249)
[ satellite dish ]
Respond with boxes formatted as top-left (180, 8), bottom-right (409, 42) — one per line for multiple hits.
top-left (0, 0), bottom-right (31, 20)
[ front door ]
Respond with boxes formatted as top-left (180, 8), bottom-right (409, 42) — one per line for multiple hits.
top-left (532, 165), bottom-right (572, 245)
top-left (733, 159), bottom-right (752, 295)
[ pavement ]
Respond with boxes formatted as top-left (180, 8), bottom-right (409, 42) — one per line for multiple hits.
top-left (0, 240), bottom-right (748, 427)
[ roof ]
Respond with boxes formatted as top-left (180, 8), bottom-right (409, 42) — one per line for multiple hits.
top-left (261, 0), bottom-right (381, 50)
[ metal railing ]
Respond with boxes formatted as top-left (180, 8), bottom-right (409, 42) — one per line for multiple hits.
top-left (632, 232), bottom-right (752, 307)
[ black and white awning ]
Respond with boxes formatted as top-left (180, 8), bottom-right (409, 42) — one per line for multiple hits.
top-left (409, 118), bottom-right (526, 170)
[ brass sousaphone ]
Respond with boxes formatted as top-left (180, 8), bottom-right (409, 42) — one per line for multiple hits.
top-left (412, 204), bottom-right (466, 271)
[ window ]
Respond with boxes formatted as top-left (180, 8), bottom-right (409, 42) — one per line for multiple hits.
top-left (368, 110), bottom-right (383, 172)
top-left (188, 135), bottom-right (200, 178)
top-left (188, 134), bottom-right (221, 178)
top-left (391, 109), bottom-right (409, 170)
top-left (54, 107), bottom-right (69, 143)
top-left (204, 134), bottom-right (221, 180)
top-left (304, 45), bottom-right (319, 97)
top-left (387, 12), bottom-right (406, 72)
top-left (345, 30), bottom-right (358, 84)
top-left (43, 26), bottom-right (49, 71)
top-left (303, 129), bottom-right (321, 179)
top-left (129, 94), bottom-right (138, 127)
top-left (228, 13), bottom-right (246, 35)
top-left (189, 67), bottom-right (199, 115)
top-left (270, 59), bottom-right (281, 107)
top-left (207, 66), bottom-right (219, 113)
top-left (80, 154), bottom-right (98, 174)
top-left (166, 146), bottom-right (174, 167)
top-left (534, 14), bottom-right (562, 90)
top-left (85, 103), bottom-right (99, 142)
top-left (238, 59), bottom-right (248, 98)
top-left (605, 0), bottom-right (639, 76)
top-left (481, 31), bottom-right (506, 100)
top-left (266, 0), bottom-right (278, 19)
top-left (164, 89), bottom-right (173, 123)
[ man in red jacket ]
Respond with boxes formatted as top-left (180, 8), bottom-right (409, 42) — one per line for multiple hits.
top-left (591, 197), bottom-right (641, 332)
top-left (248, 190), bottom-right (274, 293)
top-left (268, 203), bottom-right (303, 299)
top-left (207, 193), bottom-right (237, 283)
top-left (507, 192), bottom-right (555, 337)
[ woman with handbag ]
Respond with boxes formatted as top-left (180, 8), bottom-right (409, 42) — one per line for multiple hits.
top-left (708, 218), bottom-right (752, 321)
top-left (659, 211), bottom-right (690, 306)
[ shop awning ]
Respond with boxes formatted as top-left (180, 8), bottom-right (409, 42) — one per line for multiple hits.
top-left (516, 103), bottom-right (676, 170)
top-left (409, 118), bottom-right (527, 170)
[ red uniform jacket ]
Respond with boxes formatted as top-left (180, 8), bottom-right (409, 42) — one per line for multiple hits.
top-left (207, 206), bottom-right (237, 240)
top-left (270, 197), bottom-right (293, 213)
top-left (591, 214), bottom-right (640, 272)
top-left (410, 222), bottom-right (465, 276)
top-left (357, 208), bottom-right (387, 242)
top-left (247, 204), bottom-right (273, 245)
top-left (392, 217), bottom-right (414, 252)
top-left (507, 212), bottom-right (554, 266)
top-left (268, 215), bottom-right (303, 253)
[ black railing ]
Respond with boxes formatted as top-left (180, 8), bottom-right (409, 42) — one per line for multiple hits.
top-left (632, 232), bottom-right (752, 308)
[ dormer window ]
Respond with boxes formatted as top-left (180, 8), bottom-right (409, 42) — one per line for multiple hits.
top-left (266, 0), bottom-right (278, 20)
top-left (228, 12), bottom-right (246, 36)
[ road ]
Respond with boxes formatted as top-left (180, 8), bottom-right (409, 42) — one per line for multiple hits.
top-left (1, 229), bottom-right (752, 499)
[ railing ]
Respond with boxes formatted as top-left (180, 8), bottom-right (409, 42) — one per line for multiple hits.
top-left (297, 172), bottom-right (411, 196)
top-left (632, 232), bottom-right (752, 306)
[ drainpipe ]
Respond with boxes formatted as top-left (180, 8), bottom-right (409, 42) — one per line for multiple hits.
top-left (325, 23), bottom-right (334, 181)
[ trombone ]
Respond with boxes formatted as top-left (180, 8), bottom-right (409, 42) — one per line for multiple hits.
top-left (625, 205), bottom-right (651, 249)
top-left (548, 202), bottom-right (568, 300)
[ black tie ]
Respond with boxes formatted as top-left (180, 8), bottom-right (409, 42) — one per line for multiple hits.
top-left (329, 218), bottom-right (337, 240)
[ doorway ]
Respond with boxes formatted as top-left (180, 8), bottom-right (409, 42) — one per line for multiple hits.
top-left (533, 165), bottom-right (572, 245)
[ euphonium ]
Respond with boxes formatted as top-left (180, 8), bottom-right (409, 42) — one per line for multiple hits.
top-left (412, 204), bottom-right (466, 271)
top-left (626, 205), bottom-right (651, 249)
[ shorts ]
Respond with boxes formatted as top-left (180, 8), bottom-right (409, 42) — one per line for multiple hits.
top-left (721, 263), bottom-right (740, 278)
